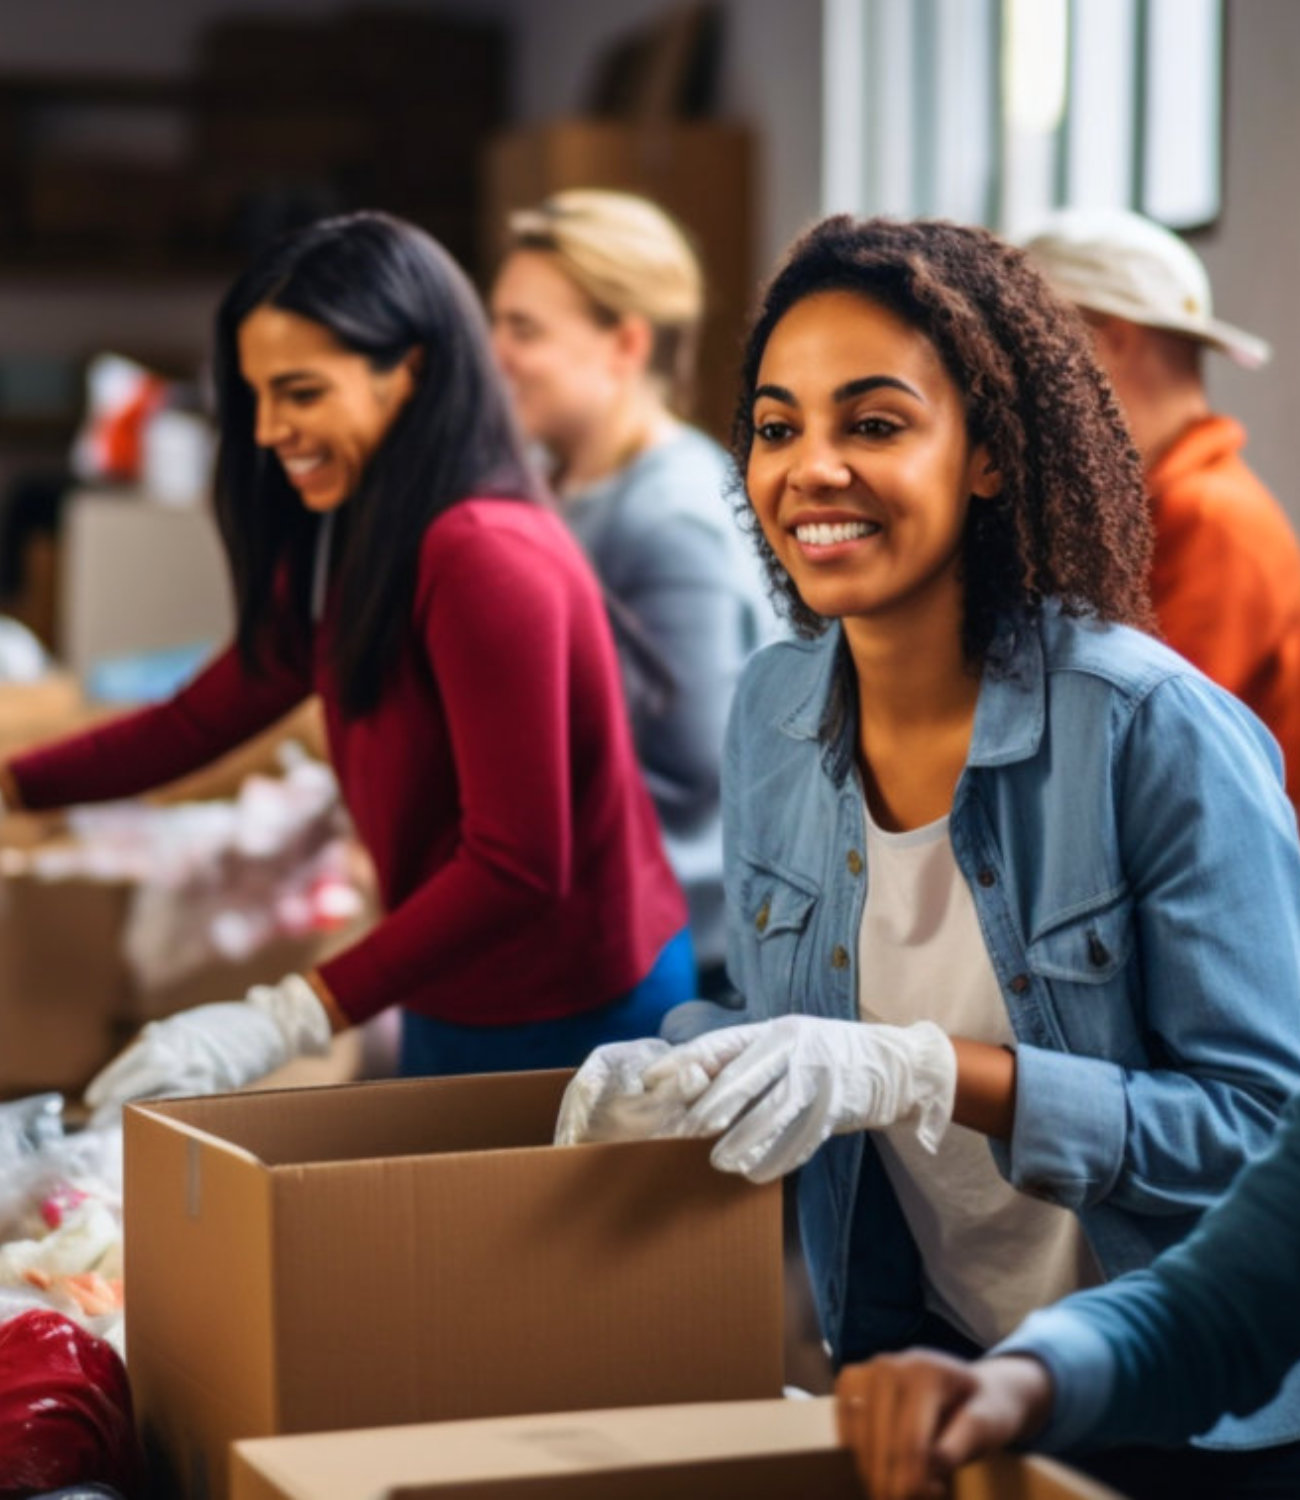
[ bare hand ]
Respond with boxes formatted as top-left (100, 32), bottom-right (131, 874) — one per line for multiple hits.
top-left (835, 1351), bottom-right (1054, 1499)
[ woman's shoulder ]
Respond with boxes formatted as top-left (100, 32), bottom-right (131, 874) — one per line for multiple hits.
top-left (415, 497), bottom-right (592, 604)
top-left (609, 426), bottom-right (738, 527)
top-left (735, 629), bottom-right (837, 724)
top-left (1036, 608), bottom-right (1282, 761)
top-left (1037, 607), bottom-right (1209, 701)
top-left (420, 496), bottom-right (568, 560)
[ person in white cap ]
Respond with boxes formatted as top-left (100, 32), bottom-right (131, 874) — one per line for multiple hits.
top-left (1024, 208), bottom-right (1300, 813)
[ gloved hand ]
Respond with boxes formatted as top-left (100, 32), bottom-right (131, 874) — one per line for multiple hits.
top-left (554, 1036), bottom-right (713, 1146)
top-left (642, 1014), bottom-right (958, 1184)
top-left (84, 974), bottom-right (333, 1124)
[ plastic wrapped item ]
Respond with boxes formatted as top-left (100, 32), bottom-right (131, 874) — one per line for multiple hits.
top-left (0, 1098), bottom-right (125, 1357)
top-left (50, 755), bottom-right (362, 990)
top-left (0, 1310), bottom-right (140, 1496)
top-left (0, 1094), bottom-right (65, 1167)
top-left (4, 753), bottom-right (365, 994)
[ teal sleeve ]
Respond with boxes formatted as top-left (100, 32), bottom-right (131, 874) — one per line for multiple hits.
top-left (997, 1091), bottom-right (1300, 1451)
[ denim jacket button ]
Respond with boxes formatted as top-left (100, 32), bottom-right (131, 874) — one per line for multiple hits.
top-left (830, 945), bottom-right (850, 970)
top-left (977, 866), bottom-right (996, 887)
top-left (755, 899), bottom-right (771, 933)
top-left (846, 848), bottom-right (864, 876)
top-left (1010, 973), bottom-right (1030, 994)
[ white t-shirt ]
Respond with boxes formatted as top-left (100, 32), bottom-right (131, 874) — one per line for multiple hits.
top-left (857, 803), bottom-right (1099, 1348)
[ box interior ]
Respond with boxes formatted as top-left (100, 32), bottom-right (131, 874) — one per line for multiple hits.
top-left (138, 1068), bottom-right (576, 1165)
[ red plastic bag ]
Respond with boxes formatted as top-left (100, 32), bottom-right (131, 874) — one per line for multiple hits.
top-left (0, 1310), bottom-right (139, 1496)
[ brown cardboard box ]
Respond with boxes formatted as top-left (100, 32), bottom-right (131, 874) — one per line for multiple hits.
top-left (0, 699), bottom-right (354, 1098)
top-left (0, 674), bottom-right (109, 759)
top-left (0, 835), bottom-right (368, 1097)
top-left (0, 859), bottom-right (133, 1095)
top-left (127, 1071), bottom-right (784, 1500)
top-left (229, 1396), bottom-right (1124, 1500)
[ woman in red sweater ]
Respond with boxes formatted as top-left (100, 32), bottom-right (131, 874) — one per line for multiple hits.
top-left (0, 212), bottom-right (690, 1112)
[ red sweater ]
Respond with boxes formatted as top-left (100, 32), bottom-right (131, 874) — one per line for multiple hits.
top-left (9, 499), bottom-right (687, 1027)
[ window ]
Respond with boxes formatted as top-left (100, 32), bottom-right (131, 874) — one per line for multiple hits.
top-left (822, 0), bottom-right (1224, 234)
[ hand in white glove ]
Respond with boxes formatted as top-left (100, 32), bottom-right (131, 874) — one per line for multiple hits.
top-left (642, 1014), bottom-right (958, 1184)
top-left (554, 1036), bottom-right (714, 1146)
top-left (84, 973), bottom-right (334, 1124)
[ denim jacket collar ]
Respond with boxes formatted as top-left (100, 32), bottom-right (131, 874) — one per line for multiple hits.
top-left (781, 616), bottom-right (1046, 783)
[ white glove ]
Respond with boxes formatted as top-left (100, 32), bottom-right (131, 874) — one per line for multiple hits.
top-left (642, 1014), bottom-right (958, 1184)
top-left (84, 973), bottom-right (333, 1124)
top-left (554, 1037), bottom-right (713, 1146)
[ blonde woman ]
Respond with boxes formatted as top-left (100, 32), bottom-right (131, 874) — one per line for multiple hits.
top-left (491, 189), bottom-right (773, 998)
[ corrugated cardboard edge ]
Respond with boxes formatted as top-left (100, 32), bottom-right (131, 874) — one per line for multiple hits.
top-left (125, 1100), bottom-right (280, 1499)
top-left (230, 1398), bottom-right (1126, 1500)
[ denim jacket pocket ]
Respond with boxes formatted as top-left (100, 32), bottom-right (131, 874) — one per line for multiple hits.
top-left (1027, 889), bottom-right (1134, 984)
top-left (735, 850), bottom-right (821, 1009)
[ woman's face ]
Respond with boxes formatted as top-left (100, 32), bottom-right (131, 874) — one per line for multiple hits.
top-left (238, 305), bottom-right (419, 513)
top-left (746, 290), bottom-right (999, 630)
top-left (489, 250), bottom-right (628, 451)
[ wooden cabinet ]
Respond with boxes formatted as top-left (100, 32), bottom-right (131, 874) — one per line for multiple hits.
top-left (0, 10), bottom-right (509, 279)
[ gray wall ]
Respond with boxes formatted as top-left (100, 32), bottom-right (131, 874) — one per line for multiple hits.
top-left (1198, 0), bottom-right (1300, 518)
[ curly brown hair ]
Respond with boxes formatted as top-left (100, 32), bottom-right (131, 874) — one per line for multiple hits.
top-left (731, 214), bottom-right (1156, 661)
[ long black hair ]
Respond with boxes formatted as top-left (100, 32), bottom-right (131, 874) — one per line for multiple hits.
top-left (212, 211), bottom-right (537, 716)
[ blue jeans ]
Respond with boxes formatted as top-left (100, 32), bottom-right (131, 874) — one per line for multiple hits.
top-left (399, 928), bottom-right (696, 1077)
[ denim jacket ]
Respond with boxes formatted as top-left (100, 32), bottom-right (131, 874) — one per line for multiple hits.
top-left (722, 607), bottom-right (1300, 1447)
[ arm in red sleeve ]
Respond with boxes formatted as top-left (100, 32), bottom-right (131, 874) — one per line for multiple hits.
top-left (7, 640), bottom-right (312, 811)
top-left (319, 517), bottom-right (581, 1024)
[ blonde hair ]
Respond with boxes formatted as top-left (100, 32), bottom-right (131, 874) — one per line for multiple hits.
top-left (504, 189), bottom-right (704, 414)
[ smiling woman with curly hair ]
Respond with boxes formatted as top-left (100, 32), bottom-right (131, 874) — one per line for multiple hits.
top-left (730, 214), bottom-right (1156, 656)
top-left (562, 214), bottom-right (1300, 1500)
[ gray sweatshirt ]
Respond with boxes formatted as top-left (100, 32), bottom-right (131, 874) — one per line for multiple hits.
top-left (566, 426), bottom-right (777, 972)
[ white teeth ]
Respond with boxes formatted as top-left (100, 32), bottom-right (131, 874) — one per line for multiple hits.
top-left (794, 520), bottom-right (877, 546)
top-left (282, 455), bottom-right (326, 476)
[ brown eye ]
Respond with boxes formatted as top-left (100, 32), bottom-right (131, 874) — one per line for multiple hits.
top-left (852, 417), bottom-right (900, 439)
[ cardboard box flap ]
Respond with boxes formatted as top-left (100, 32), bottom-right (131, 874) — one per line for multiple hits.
top-left (231, 1398), bottom-right (1124, 1499)
top-left (134, 1070), bottom-right (574, 1165)
top-left (124, 1107), bottom-right (280, 1449)
top-left (126, 1099), bottom-right (266, 1167)
top-left (235, 1399), bottom-right (841, 1496)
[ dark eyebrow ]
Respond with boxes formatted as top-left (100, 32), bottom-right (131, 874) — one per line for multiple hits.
top-left (268, 370), bottom-right (326, 389)
top-left (752, 374), bottom-right (923, 410)
top-left (832, 375), bottom-right (922, 402)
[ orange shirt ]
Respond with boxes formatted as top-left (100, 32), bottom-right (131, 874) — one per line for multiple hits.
top-left (1149, 414), bottom-right (1300, 812)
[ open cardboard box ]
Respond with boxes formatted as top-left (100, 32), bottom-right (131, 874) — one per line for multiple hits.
top-left (0, 674), bottom-right (103, 758)
top-left (230, 1396), bottom-right (1124, 1500)
top-left (0, 832), bottom-right (368, 1098)
top-left (0, 694), bottom-right (361, 1097)
top-left (125, 1071), bottom-right (784, 1500)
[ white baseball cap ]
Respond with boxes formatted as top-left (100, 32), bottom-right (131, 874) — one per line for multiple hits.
top-left (1022, 207), bottom-right (1271, 369)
